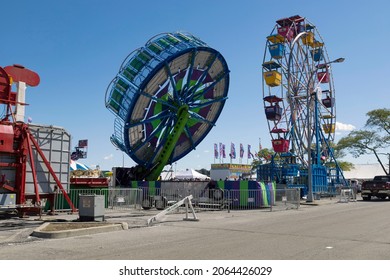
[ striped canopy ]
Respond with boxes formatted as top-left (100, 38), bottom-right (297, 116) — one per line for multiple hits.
top-left (70, 160), bottom-right (90, 171)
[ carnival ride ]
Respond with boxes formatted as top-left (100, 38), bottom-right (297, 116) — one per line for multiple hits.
top-left (259, 15), bottom-right (347, 195)
top-left (0, 65), bottom-right (75, 214)
top-left (105, 32), bottom-right (230, 181)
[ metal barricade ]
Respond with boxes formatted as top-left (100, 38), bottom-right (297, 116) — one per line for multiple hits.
top-left (108, 188), bottom-right (143, 211)
top-left (53, 186), bottom-right (300, 213)
top-left (339, 187), bottom-right (355, 203)
top-left (53, 188), bottom-right (109, 212)
top-left (53, 188), bottom-right (142, 212)
top-left (271, 188), bottom-right (301, 211)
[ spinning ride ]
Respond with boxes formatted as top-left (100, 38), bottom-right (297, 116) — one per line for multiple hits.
top-left (260, 15), bottom-right (346, 193)
top-left (106, 32), bottom-right (230, 180)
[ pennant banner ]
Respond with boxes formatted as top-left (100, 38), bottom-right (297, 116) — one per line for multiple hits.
top-left (230, 143), bottom-right (236, 159)
top-left (248, 144), bottom-right (253, 159)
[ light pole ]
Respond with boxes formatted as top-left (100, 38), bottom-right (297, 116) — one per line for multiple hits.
top-left (306, 90), bottom-right (314, 202)
top-left (306, 57), bottom-right (345, 202)
top-left (317, 57), bottom-right (345, 69)
top-left (116, 148), bottom-right (125, 167)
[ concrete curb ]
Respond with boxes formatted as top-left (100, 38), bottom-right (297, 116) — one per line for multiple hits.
top-left (31, 222), bottom-right (128, 239)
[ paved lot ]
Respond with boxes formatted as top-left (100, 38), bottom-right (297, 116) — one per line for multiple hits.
top-left (1, 195), bottom-right (390, 260)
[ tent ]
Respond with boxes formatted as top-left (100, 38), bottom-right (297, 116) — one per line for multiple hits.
top-left (343, 163), bottom-right (386, 180)
top-left (174, 169), bottom-right (210, 180)
top-left (70, 160), bottom-right (90, 171)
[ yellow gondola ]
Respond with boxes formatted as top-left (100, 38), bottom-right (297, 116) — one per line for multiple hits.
top-left (323, 124), bottom-right (335, 133)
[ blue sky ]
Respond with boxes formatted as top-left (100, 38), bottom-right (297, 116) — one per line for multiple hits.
top-left (2, 0), bottom-right (389, 171)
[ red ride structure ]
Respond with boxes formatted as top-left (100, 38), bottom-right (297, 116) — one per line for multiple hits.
top-left (0, 65), bottom-right (75, 215)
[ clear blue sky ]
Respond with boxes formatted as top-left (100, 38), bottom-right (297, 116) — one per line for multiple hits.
top-left (2, 0), bottom-right (389, 171)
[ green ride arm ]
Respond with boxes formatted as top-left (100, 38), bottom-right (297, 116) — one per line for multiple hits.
top-left (146, 104), bottom-right (189, 181)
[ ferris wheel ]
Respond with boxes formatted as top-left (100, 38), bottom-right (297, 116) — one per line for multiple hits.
top-left (262, 15), bottom-right (339, 167)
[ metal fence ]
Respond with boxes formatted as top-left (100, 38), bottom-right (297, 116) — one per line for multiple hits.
top-left (107, 188), bottom-right (143, 210)
top-left (271, 188), bottom-right (301, 211)
top-left (53, 188), bottom-right (142, 212)
top-left (53, 187), bottom-right (301, 213)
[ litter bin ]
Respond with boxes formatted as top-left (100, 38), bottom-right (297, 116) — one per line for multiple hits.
top-left (78, 195), bottom-right (105, 221)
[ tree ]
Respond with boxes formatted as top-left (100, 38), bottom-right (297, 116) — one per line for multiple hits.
top-left (324, 141), bottom-right (354, 171)
top-left (337, 129), bottom-right (389, 175)
top-left (257, 148), bottom-right (274, 163)
top-left (196, 168), bottom-right (210, 177)
top-left (334, 160), bottom-right (354, 171)
top-left (337, 108), bottom-right (390, 174)
top-left (251, 148), bottom-right (274, 170)
top-left (366, 108), bottom-right (390, 136)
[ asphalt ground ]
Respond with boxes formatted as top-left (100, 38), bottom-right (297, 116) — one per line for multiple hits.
top-left (3, 193), bottom-right (389, 279)
top-left (0, 195), bottom-right (344, 245)
top-left (4, 193), bottom-right (390, 260)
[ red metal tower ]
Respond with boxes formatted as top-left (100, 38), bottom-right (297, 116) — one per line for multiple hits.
top-left (0, 65), bottom-right (75, 215)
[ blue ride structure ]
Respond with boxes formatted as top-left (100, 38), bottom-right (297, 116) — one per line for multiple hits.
top-left (105, 32), bottom-right (230, 180)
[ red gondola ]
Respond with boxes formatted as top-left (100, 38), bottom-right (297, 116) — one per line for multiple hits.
top-left (272, 139), bottom-right (290, 153)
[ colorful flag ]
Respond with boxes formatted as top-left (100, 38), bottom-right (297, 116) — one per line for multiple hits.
top-left (78, 139), bottom-right (88, 147)
top-left (230, 143), bottom-right (236, 159)
top-left (214, 143), bottom-right (219, 159)
top-left (248, 144), bottom-right (252, 159)
top-left (240, 143), bottom-right (244, 158)
top-left (222, 144), bottom-right (226, 158)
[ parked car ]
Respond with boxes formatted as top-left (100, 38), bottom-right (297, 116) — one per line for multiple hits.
top-left (361, 175), bottom-right (390, 200)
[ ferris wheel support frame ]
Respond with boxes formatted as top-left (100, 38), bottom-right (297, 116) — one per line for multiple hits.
top-left (306, 58), bottom-right (346, 201)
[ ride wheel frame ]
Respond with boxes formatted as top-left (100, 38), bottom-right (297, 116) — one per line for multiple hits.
top-left (262, 15), bottom-right (336, 167)
top-left (106, 32), bottom-right (230, 176)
